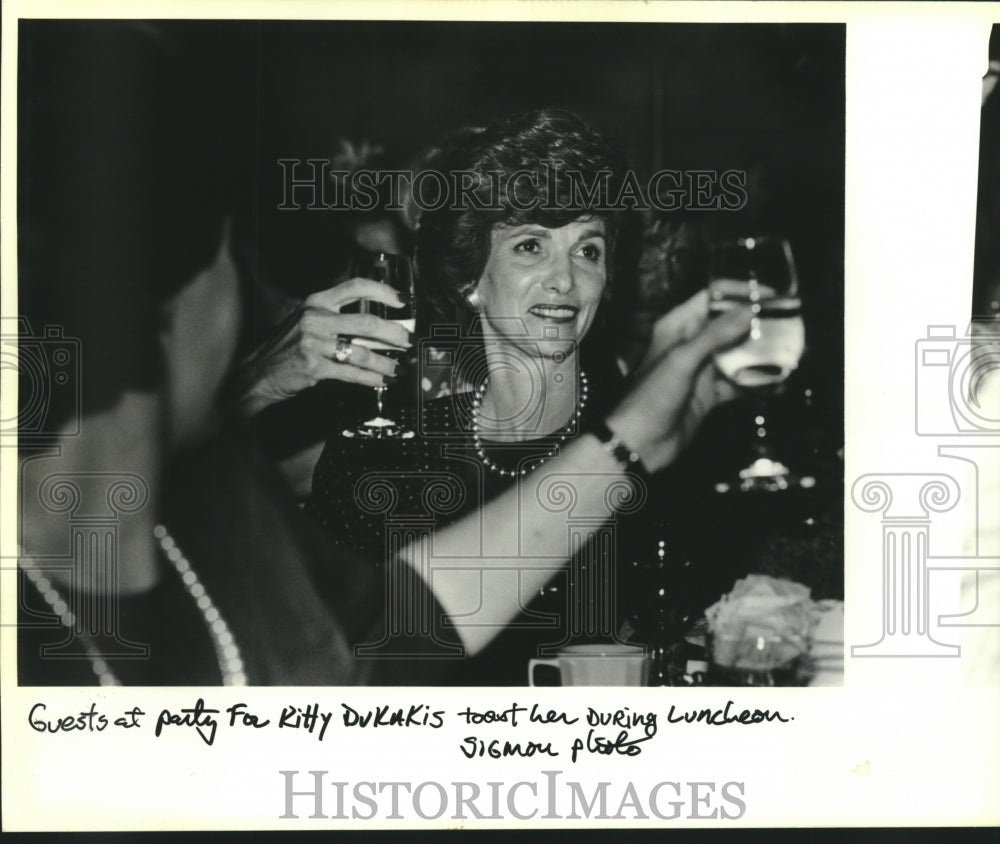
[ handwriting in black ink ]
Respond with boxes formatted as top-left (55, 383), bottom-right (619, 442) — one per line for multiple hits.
top-left (29, 702), bottom-right (108, 733)
top-left (226, 702), bottom-right (271, 730)
top-left (342, 703), bottom-right (445, 729)
top-left (114, 707), bottom-right (145, 729)
top-left (460, 736), bottom-right (560, 759)
top-left (570, 728), bottom-right (655, 763)
top-left (665, 701), bottom-right (791, 726)
top-left (279, 703), bottom-right (333, 742)
top-left (154, 698), bottom-right (219, 746)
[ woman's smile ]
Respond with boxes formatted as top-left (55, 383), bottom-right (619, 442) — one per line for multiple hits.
top-left (526, 302), bottom-right (580, 323)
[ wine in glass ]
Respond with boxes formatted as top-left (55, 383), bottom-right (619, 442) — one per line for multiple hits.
top-left (708, 236), bottom-right (806, 491)
top-left (341, 251), bottom-right (416, 439)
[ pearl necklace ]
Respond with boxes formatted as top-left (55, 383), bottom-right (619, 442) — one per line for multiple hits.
top-left (20, 528), bottom-right (247, 686)
top-left (471, 369), bottom-right (588, 478)
top-left (22, 563), bottom-right (121, 686)
top-left (153, 525), bottom-right (247, 686)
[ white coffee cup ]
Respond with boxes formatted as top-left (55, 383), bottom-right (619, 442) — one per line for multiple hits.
top-left (528, 644), bottom-right (649, 686)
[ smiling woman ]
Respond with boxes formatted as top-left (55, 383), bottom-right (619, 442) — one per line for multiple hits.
top-left (471, 219), bottom-right (609, 443)
top-left (479, 220), bottom-right (607, 351)
top-left (306, 109), bottom-right (752, 684)
top-left (411, 110), bottom-right (634, 443)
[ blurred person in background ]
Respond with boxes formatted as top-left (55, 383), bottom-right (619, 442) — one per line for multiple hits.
top-left (16, 21), bottom-right (367, 685)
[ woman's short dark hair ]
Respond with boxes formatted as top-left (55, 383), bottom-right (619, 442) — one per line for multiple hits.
top-left (416, 109), bottom-right (632, 323)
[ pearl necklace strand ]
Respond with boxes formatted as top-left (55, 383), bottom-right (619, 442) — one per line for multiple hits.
top-left (20, 527), bottom-right (247, 686)
top-left (471, 369), bottom-right (588, 478)
top-left (22, 563), bottom-right (121, 686)
top-left (153, 525), bottom-right (247, 686)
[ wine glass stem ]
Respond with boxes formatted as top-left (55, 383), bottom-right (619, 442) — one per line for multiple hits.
top-left (753, 395), bottom-right (769, 456)
top-left (375, 387), bottom-right (385, 417)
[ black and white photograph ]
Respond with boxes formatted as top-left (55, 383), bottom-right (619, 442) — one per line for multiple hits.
top-left (1, 2), bottom-right (996, 832)
top-left (13, 18), bottom-right (844, 689)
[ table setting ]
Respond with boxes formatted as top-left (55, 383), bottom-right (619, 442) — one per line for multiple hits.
top-left (529, 575), bottom-right (843, 688)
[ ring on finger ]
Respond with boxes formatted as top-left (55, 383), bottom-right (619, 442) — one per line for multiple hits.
top-left (333, 338), bottom-right (355, 363)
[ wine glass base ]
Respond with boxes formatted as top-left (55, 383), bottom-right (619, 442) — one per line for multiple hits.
top-left (342, 419), bottom-right (414, 439)
top-left (713, 457), bottom-right (816, 494)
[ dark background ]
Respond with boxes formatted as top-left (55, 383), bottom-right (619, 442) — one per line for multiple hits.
top-left (18, 20), bottom-right (846, 609)
top-left (249, 21), bottom-right (846, 447)
top-left (251, 21), bottom-right (845, 301)
top-left (18, 18), bottom-right (845, 409)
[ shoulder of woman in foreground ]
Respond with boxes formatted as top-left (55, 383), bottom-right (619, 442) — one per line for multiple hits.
top-left (162, 432), bottom-right (367, 684)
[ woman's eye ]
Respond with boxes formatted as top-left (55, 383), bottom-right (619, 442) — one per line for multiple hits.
top-left (579, 243), bottom-right (603, 261)
top-left (514, 238), bottom-right (540, 254)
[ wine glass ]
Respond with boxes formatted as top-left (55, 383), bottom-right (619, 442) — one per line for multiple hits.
top-left (708, 236), bottom-right (805, 492)
top-left (341, 251), bottom-right (416, 439)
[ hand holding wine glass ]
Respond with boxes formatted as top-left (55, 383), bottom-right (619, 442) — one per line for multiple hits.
top-left (707, 236), bottom-right (806, 492)
top-left (340, 251), bottom-right (417, 438)
top-left (234, 268), bottom-right (412, 419)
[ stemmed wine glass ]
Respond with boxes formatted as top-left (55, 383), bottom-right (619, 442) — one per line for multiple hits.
top-left (341, 251), bottom-right (416, 439)
top-left (708, 236), bottom-right (806, 492)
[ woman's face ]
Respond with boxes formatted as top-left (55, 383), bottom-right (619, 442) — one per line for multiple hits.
top-left (475, 218), bottom-right (607, 359)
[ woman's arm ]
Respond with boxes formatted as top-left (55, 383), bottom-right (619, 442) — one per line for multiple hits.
top-left (400, 302), bottom-right (752, 655)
